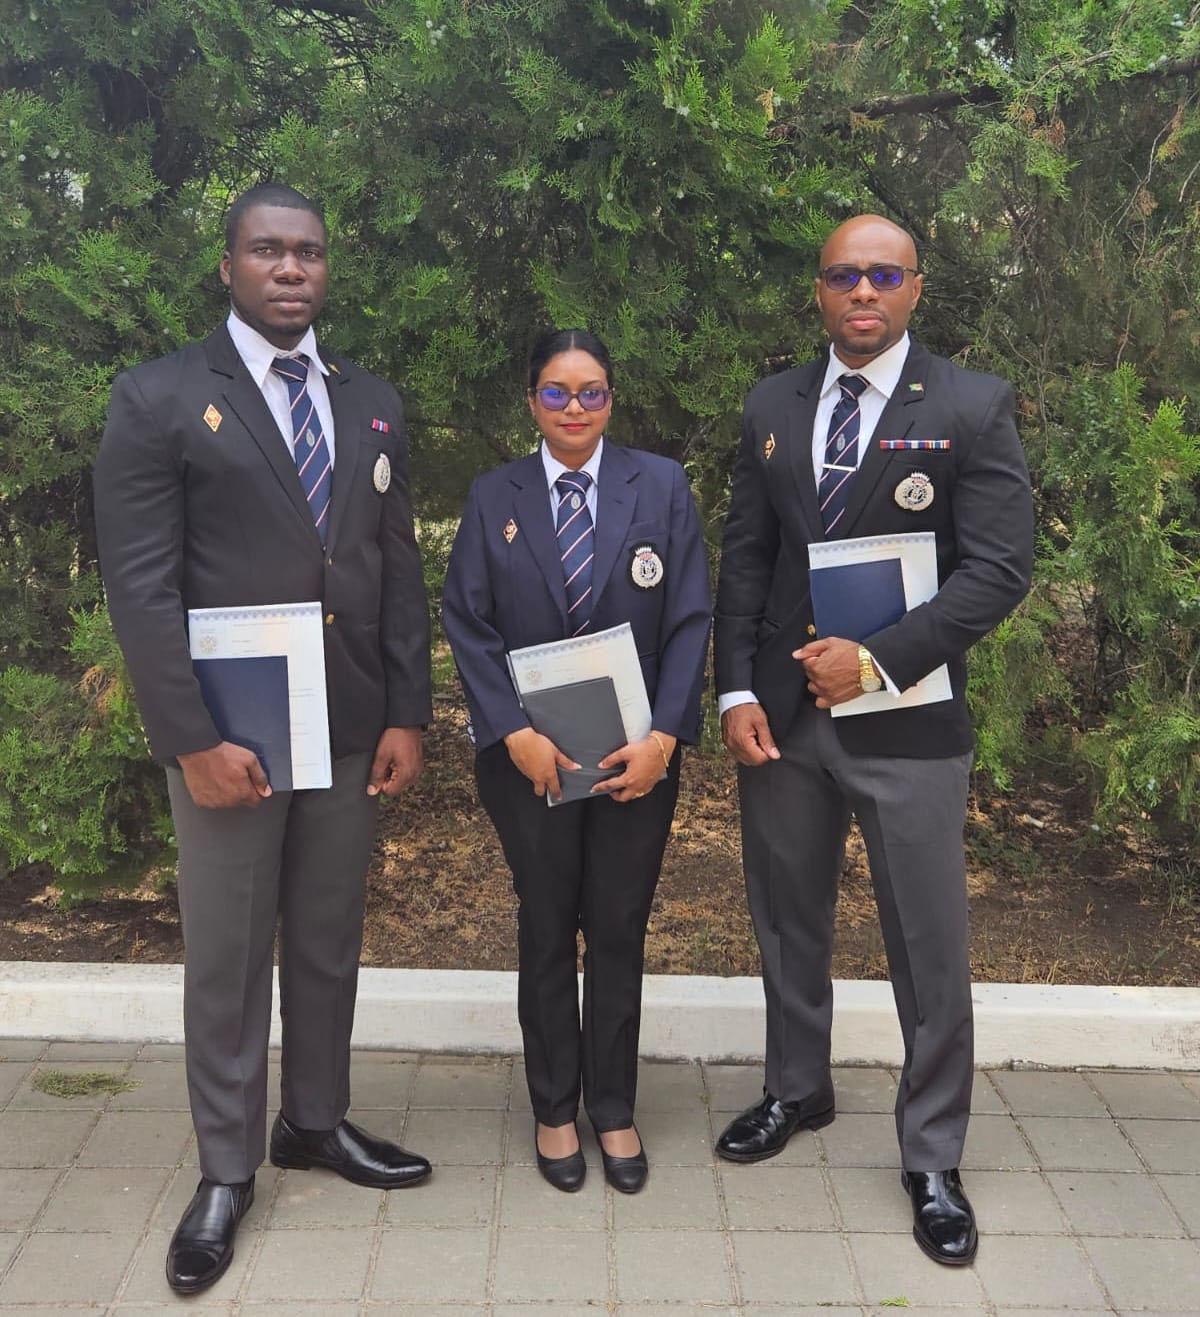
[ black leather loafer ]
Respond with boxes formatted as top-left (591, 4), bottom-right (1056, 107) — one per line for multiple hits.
top-left (715, 1091), bottom-right (835, 1163)
top-left (270, 1112), bottom-right (431, 1189)
top-left (535, 1122), bottom-right (586, 1193)
top-left (902, 1168), bottom-right (978, 1265)
top-left (596, 1127), bottom-right (648, 1194)
top-left (165, 1175), bottom-right (254, 1295)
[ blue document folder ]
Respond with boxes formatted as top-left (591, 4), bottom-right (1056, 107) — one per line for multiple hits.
top-left (809, 557), bottom-right (908, 643)
top-left (192, 655), bottom-right (293, 792)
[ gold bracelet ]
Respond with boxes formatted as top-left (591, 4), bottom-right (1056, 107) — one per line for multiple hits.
top-left (649, 731), bottom-right (671, 770)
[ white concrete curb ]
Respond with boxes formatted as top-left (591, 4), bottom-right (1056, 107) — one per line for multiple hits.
top-left (2, 963), bottom-right (1199, 1069)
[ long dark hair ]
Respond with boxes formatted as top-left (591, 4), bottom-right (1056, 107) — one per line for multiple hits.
top-left (527, 328), bottom-right (615, 390)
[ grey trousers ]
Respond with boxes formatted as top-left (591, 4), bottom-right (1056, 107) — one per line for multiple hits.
top-left (166, 752), bottom-right (377, 1183)
top-left (738, 701), bottom-right (974, 1170)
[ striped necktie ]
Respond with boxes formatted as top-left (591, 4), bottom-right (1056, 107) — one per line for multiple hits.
top-left (555, 470), bottom-right (594, 637)
top-left (270, 354), bottom-right (332, 545)
top-left (818, 373), bottom-right (869, 535)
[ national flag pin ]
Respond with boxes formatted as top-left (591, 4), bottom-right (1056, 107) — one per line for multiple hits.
top-left (763, 433), bottom-right (776, 460)
top-left (908, 381), bottom-right (924, 393)
top-left (503, 519), bottom-right (518, 544)
top-left (371, 417), bottom-right (390, 433)
top-left (203, 404), bottom-right (223, 432)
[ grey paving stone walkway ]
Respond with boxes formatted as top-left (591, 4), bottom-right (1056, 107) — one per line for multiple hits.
top-left (0, 1042), bottom-right (1198, 1314)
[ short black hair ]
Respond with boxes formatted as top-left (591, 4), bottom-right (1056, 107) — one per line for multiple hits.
top-left (224, 182), bottom-right (326, 250)
top-left (527, 328), bottom-right (615, 391)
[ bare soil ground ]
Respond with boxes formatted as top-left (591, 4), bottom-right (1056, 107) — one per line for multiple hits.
top-left (3, 699), bottom-right (1198, 986)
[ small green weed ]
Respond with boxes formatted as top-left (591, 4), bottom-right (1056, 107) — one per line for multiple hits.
top-left (32, 1069), bottom-right (140, 1099)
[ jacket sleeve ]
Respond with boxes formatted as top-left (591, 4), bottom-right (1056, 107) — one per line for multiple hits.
top-left (92, 370), bottom-right (221, 761)
top-left (441, 478), bottom-right (530, 748)
top-left (713, 398), bottom-right (781, 695)
top-left (649, 461), bottom-right (713, 742)
top-left (379, 387), bottom-right (434, 727)
top-left (865, 380), bottom-right (1035, 690)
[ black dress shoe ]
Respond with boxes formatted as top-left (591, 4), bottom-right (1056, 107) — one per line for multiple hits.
top-left (902, 1168), bottom-right (978, 1265)
top-left (595, 1126), bottom-right (648, 1194)
top-left (715, 1090), bottom-right (835, 1163)
top-left (165, 1176), bottom-right (254, 1295)
top-left (270, 1112), bottom-right (431, 1189)
top-left (535, 1122), bottom-right (586, 1193)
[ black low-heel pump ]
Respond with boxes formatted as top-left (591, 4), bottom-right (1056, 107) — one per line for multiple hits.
top-left (595, 1125), bottom-right (648, 1194)
top-left (535, 1122), bottom-right (586, 1193)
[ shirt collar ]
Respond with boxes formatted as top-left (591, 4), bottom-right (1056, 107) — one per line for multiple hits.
top-left (226, 310), bottom-right (328, 389)
top-left (820, 330), bottom-right (911, 401)
top-left (541, 435), bottom-right (604, 491)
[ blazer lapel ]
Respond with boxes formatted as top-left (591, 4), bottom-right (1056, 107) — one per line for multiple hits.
top-left (510, 454), bottom-right (569, 629)
top-left (834, 340), bottom-right (931, 540)
top-left (589, 442), bottom-right (637, 617)
top-left (785, 360), bottom-right (826, 542)
top-left (204, 327), bottom-right (323, 549)
top-left (323, 352), bottom-right (361, 554)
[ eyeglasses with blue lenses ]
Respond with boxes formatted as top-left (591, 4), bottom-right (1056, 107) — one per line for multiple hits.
top-left (533, 386), bottom-right (612, 412)
top-left (820, 263), bottom-right (919, 293)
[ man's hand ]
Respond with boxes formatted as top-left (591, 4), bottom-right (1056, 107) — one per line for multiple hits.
top-left (793, 637), bottom-right (865, 709)
top-left (592, 732), bottom-right (676, 803)
top-left (367, 726), bottom-right (424, 797)
top-left (178, 741), bottom-right (272, 809)
top-left (504, 726), bottom-right (579, 801)
top-left (721, 703), bottom-right (781, 766)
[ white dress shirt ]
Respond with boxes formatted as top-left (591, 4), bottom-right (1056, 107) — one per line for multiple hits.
top-left (718, 334), bottom-right (911, 715)
top-left (810, 331), bottom-right (910, 488)
top-left (226, 310), bottom-right (336, 467)
top-left (541, 435), bottom-right (604, 526)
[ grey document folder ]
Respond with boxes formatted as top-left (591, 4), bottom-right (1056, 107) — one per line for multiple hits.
top-left (519, 676), bottom-right (627, 805)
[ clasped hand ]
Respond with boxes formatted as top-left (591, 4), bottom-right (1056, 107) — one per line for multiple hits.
top-left (793, 636), bottom-right (864, 709)
top-left (504, 727), bottom-right (675, 803)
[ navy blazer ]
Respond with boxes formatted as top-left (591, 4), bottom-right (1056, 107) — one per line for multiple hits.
top-left (443, 443), bottom-right (712, 752)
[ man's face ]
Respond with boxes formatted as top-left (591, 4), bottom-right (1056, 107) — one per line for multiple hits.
top-left (220, 204), bottom-right (328, 348)
top-left (815, 221), bottom-right (922, 365)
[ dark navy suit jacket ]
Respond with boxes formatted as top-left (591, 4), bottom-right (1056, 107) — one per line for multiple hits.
top-left (443, 443), bottom-right (712, 752)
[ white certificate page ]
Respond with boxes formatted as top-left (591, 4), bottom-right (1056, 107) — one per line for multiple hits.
top-left (506, 622), bottom-right (653, 744)
top-left (808, 533), bottom-right (953, 718)
top-left (187, 601), bottom-right (333, 789)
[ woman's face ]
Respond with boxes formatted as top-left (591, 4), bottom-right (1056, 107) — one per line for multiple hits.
top-left (527, 348), bottom-right (613, 468)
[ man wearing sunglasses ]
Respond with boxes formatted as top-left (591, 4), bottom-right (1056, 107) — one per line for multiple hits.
top-left (713, 215), bottom-right (1034, 1266)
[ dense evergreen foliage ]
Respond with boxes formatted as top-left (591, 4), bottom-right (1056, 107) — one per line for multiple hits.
top-left (1, 1), bottom-right (1198, 898)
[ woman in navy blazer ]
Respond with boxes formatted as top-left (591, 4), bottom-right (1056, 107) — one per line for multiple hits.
top-left (443, 329), bottom-right (711, 1193)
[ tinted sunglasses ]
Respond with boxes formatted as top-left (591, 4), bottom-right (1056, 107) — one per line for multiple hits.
top-left (533, 386), bottom-right (612, 412)
top-left (820, 263), bottom-right (919, 292)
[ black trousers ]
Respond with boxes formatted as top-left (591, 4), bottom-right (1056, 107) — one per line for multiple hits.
top-left (476, 743), bottom-right (680, 1131)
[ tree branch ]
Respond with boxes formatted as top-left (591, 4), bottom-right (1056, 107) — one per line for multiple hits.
top-left (788, 53), bottom-right (1200, 129)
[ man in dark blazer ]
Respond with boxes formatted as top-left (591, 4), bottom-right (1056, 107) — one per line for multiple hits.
top-left (93, 183), bottom-right (433, 1295)
top-left (713, 215), bottom-right (1034, 1266)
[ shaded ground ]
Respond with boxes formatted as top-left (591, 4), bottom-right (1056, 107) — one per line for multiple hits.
top-left (2, 699), bottom-right (1199, 985)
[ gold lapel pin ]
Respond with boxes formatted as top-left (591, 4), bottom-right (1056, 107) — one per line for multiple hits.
top-left (503, 518), bottom-right (519, 544)
top-left (203, 404), bottom-right (223, 432)
top-left (328, 361), bottom-right (340, 374)
top-left (763, 433), bottom-right (776, 460)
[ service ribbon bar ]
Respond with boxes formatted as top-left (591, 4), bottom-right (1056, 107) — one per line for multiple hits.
top-left (879, 439), bottom-right (951, 450)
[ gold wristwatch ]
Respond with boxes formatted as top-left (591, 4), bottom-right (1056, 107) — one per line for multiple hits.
top-left (857, 646), bottom-right (883, 693)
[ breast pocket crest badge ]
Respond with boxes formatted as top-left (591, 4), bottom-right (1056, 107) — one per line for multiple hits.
top-left (894, 470), bottom-right (934, 512)
top-left (373, 452), bottom-right (391, 494)
top-left (630, 543), bottom-right (664, 589)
